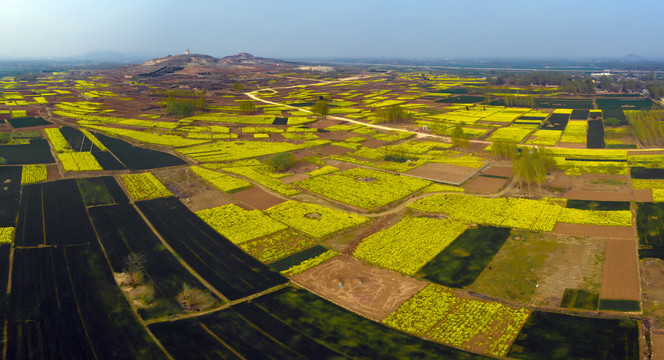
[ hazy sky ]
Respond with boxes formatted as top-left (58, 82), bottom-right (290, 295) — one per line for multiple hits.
top-left (1, 0), bottom-right (663, 60)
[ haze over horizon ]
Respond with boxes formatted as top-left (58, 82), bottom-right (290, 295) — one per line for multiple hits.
top-left (2, 0), bottom-right (663, 61)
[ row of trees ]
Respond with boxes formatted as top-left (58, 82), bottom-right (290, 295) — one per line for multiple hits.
top-left (626, 110), bottom-right (664, 147)
top-left (490, 140), bottom-right (556, 192)
top-left (376, 104), bottom-right (411, 123)
top-left (503, 95), bottom-right (535, 107)
top-left (150, 88), bottom-right (206, 98)
top-left (165, 96), bottom-right (205, 116)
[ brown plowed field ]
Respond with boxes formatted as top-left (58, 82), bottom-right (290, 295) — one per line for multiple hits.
top-left (564, 189), bottom-right (632, 201)
top-left (231, 186), bottom-right (285, 210)
top-left (481, 166), bottom-right (513, 178)
top-left (552, 223), bottom-right (635, 239)
top-left (600, 239), bottom-right (640, 302)
top-left (633, 189), bottom-right (653, 202)
top-left (464, 176), bottom-right (509, 193)
top-left (292, 255), bottom-right (426, 321)
top-left (316, 144), bottom-right (353, 156)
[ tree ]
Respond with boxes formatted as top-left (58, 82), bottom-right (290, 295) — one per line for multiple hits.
top-left (430, 123), bottom-right (448, 136)
top-left (490, 140), bottom-right (519, 160)
top-left (232, 82), bottom-right (245, 91)
top-left (376, 105), bottom-right (410, 123)
top-left (123, 254), bottom-right (147, 286)
top-left (512, 147), bottom-right (555, 193)
top-left (450, 124), bottom-right (470, 152)
top-left (0, 134), bottom-right (10, 145)
top-left (313, 99), bottom-right (329, 118)
top-left (238, 100), bottom-right (256, 114)
top-left (265, 152), bottom-right (296, 172)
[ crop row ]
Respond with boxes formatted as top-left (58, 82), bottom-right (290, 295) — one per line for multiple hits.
top-left (296, 168), bottom-right (431, 210)
top-left (487, 125), bottom-right (538, 143)
top-left (307, 166), bottom-right (339, 177)
top-left (557, 207), bottom-right (632, 227)
top-left (354, 217), bottom-right (467, 275)
top-left (239, 229), bottom-right (317, 264)
top-left (21, 164), bottom-right (47, 185)
top-left (82, 124), bottom-right (206, 147)
top-left (191, 166), bottom-right (251, 193)
top-left (57, 153), bottom-right (103, 172)
top-left (177, 140), bottom-right (327, 162)
top-left (0, 227), bottom-right (14, 244)
top-left (44, 128), bottom-right (73, 153)
top-left (196, 204), bottom-right (287, 244)
top-left (382, 284), bottom-right (530, 358)
top-left (525, 130), bottom-right (562, 146)
top-left (560, 121), bottom-right (587, 143)
top-left (265, 200), bottom-right (368, 238)
top-left (409, 194), bottom-right (562, 232)
top-left (119, 173), bottom-right (173, 201)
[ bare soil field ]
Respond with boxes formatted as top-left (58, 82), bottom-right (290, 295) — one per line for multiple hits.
top-left (317, 131), bottom-right (360, 141)
top-left (641, 258), bottom-right (664, 330)
top-left (361, 139), bottom-right (388, 148)
top-left (552, 223), bottom-right (635, 239)
top-left (46, 164), bottom-right (61, 181)
top-left (316, 144), bottom-right (353, 156)
top-left (280, 173), bottom-right (309, 184)
top-left (463, 176), bottom-right (509, 193)
top-left (481, 165), bottom-right (513, 178)
top-left (231, 186), bottom-right (285, 210)
top-left (600, 239), bottom-right (641, 302)
top-left (406, 163), bottom-right (478, 185)
top-left (153, 167), bottom-right (232, 212)
top-left (292, 255), bottom-right (426, 321)
top-left (650, 333), bottom-right (664, 360)
top-left (470, 231), bottom-right (605, 307)
top-left (564, 189), bottom-right (632, 202)
top-left (634, 189), bottom-right (654, 202)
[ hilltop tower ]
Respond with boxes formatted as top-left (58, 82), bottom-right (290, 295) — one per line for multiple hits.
top-left (185, 49), bottom-right (190, 55)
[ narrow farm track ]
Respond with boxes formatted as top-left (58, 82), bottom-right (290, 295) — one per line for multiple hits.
top-left (131, 203), bottom-right (230, 303)
top-left (144, 283), bottom-right (290, 325)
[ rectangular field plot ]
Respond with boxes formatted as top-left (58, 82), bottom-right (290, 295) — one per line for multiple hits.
top-left (6, 116), bottom-right (51, 128)
top-left (295, 167), bottom-right (430, 210)
top-left (409, 194), bottom-right (562, 232)
top-left (94, 132), bottom-right (187, 170)
top-left (507, 311), bottom-right (639, 360)
top-left (76, 176), bottom-right (129, 206)
top-left (0, 139), bottom-right (55, 164)
top-left (265, 201), bottom-right (368, 238)
top-left (15, 180), bottom-right (97, 246)
top-left (136, 197), bottom-right (288, 300)
top-left (354, 217), bottom-right (467, 275)
top-left (251, 287), bottom-right (486, 360)
top-left (0, 166), bottom-right (22, 227)
top-left (89, 204), bottom-right (221, 319)
top-left (417, 226), bottom-right (511, 287)
top-left (382, 284), bottom-right (529, 358)
top-left (599, 239), bottom-right (640, 310)
top-left (7, 245), bottom-right (166, 359)
top-left (151, 302), bottom-right (346, 360)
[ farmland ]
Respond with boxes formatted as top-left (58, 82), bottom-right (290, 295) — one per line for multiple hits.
top-left (0, 57), bottom-right (654, 359)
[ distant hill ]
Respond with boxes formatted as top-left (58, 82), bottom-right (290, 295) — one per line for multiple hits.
top-left (122, 52), bottom-right (295, 78)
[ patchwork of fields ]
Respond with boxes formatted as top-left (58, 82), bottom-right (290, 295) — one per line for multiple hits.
top-left (0, 67), bottom-right (654, 359)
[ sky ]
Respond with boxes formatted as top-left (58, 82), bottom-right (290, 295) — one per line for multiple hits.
top-left (1, 0), bottom-right (663, 61)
